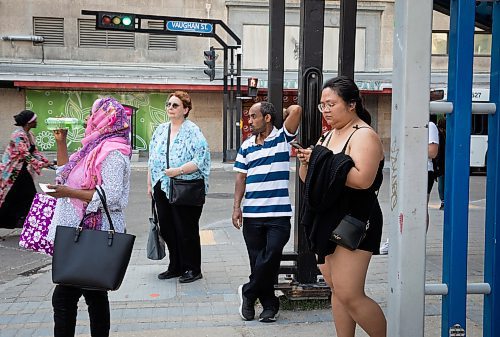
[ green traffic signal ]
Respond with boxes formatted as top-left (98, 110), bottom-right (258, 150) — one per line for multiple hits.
top-left (122, 16), bottom-right (132, 26)
top-left (97, 12), bottom-right (135, 31)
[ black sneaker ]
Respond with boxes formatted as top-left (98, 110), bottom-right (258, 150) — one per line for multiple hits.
top-left (259, 307), bottom-right (279, 323)
top-left (238, 285), bottom-right (255, 321)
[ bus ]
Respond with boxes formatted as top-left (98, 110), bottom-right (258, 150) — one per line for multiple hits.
top-left (431, 88), bottom-right (490, 170)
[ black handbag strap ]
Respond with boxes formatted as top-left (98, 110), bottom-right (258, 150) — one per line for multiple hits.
top-left (151, 198), bottom-right (158, 223)
top-left (94, 186), bottom-right (115, 232)
top-left (364, 189), bottom-right (380, 230)
top-left (166, 124), bottom-right (171, 169)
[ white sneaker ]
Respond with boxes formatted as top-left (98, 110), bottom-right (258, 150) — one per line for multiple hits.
top-left (379, 239), bottom-right (389, 255)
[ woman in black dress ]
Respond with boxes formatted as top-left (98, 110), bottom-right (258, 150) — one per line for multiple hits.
top-left (0, 110), bottom-right (50, 229)
top-left (297, 77), bottom-right (386, 337)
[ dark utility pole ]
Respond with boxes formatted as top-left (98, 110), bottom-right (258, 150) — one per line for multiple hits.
top-left (291, 0), bottom-right (325, 284)
top-left (268, 0), bottom-right (285, 128)
top-left (338, 0), bottom-right (357, 79)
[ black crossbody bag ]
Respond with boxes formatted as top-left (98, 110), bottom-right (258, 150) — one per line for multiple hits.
top-left (330, 191), bottom-right (379, 251)
top-left (166, 124), bottom-right (205, 206)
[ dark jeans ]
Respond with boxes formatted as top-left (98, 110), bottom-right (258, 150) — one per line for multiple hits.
top-left (153, 181), bottom-right (203, 274)
top-left (438, 175), bottom-right (445, 202)
top-left (427, 171), bottom-right (435, 195)
top-left (52, 285), bottom-right (110, 337)
top-left (242, 216), bottom-right (291, 309)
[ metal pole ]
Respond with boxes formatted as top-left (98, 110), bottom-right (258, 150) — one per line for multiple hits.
top-left (441, 1), bottom-right (475, 335)
top-left (293, 0), bottom-right (325, 284)
top-left (268, 0), bottom-right (285, 128)
top-left (338, 0), bottom-right (357, 79)
top-left (484, 2), bottom-right (500, 336)
top-left (236, 47), bottom-right (242, 150)
top-left (388, 0), bottom-right (432, 335)
top-left (229, 49), bottom-right (235, 155)
top-left (222, 47), bottom-right (228, 162)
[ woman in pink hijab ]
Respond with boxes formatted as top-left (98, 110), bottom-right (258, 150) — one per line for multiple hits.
top-left (47, 97), bottom-right (131, 337)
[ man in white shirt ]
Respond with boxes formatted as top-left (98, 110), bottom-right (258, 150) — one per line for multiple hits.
top-left (428, 119), bottom-right (439, 196)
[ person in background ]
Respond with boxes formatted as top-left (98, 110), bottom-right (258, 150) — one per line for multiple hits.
top-left (47, 97), bottom-right (132, 337)
top-left (232, 102), bottom-right (302, 323)
top-left (380, 114), bottom-right (439, 254)
top-left (297, 76), bottom-right (386, 337)
top-left (435, 117), bottom-right (446, 210)
top-left (0, 110), bottom-right (51, 230)
top-left (428, 115), bottom-right (439, 197)
top-left (148, 91), bottom-right (210, 284)
top-left (427, 115), bottom-right (439, 230)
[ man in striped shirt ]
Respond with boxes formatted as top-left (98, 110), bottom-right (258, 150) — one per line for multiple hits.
top-left (232, 102), bottom-right (302, 322)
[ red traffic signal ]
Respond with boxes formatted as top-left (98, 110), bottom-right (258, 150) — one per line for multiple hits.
top-left (97, 12), bottom-right (135, 31)
top-left (248, 77), bottom-right (258, 97)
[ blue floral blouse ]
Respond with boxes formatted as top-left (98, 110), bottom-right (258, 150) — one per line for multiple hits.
top-left (148, 120), bottom-right (210, 196)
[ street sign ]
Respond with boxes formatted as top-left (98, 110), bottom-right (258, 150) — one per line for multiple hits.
top-left (166, 21), bottom-right (213, 34)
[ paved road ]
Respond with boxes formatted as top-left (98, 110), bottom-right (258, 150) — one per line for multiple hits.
top-left (0, 161), bottom-right (488, 336)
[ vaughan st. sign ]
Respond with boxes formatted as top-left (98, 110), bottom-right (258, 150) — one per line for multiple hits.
top-left (166, 21), bottom-right (213, 34)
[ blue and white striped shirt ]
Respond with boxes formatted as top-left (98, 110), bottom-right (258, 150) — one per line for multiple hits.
top-left (234, 126), bottom-right (297, 218)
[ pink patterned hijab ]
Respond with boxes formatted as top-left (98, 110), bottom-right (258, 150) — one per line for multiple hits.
top-left (57, 97), bottom-right (131, 218)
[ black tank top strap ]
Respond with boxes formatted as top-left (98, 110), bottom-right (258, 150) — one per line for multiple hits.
top-left (320, 130), bottom-right (334, 147)
top-left (341, 125), bottom-right (370, 153)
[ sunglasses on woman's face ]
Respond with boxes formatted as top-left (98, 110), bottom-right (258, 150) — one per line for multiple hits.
top-left (166, 102), bottom-right (180, 109)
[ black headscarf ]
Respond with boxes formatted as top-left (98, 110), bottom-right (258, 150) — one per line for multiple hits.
top-left (14, 110), bottom-right (35, 127)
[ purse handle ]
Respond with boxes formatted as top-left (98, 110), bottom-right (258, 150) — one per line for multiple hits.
top-left (151, 198), bottom-right (158, 223)
top-left (166, 124), bottom-right (171, 170)
top-left (78, 186), bottom-right (115, 232)
top-left (364, 189), bottom-right (380, 230)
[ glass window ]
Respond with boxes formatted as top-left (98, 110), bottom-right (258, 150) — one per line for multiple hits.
top-left (474, 33), bottom-right (491, 56)
top-left (242, 25), bottom-right (366, 71)
top-left (431, 32), bottom-right (448, 55)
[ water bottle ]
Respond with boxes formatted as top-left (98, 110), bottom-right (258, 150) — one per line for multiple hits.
top-left (45, 117), bottom-right (83, 131)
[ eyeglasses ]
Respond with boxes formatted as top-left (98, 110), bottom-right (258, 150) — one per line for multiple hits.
top-left (317, 102), bottom-right (334, 112)
top-left (166, 102), bottom-right (181, 109)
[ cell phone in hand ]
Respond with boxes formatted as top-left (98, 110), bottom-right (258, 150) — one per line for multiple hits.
top-left (290, 141), bottom-right (304, 149)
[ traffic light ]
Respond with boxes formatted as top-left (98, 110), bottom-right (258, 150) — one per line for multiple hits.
top-left (97, 12), bottom-right (135, 31)
top-left (248, 77), bottom-right (258, 97)
top-left (203, 47), bottom-right (216, 81)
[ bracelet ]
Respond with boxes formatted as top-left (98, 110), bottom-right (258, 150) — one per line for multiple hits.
top-left (179, 167), bottom-right (184, 175)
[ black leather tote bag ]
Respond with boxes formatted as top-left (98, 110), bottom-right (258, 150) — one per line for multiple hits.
top-left (147, 199), bottom-right (166, 260)
top-left (52, 187), bottom-right (135, 291)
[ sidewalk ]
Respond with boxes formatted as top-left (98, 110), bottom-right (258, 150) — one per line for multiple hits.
top-left (0, 164), bottom-right (486, 337)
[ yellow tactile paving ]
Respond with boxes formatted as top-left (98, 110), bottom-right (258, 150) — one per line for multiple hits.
top-left (199, 229), bottom-right (216, 245)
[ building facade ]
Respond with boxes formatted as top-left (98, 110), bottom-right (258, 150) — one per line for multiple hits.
top-left (0, 0), bottom-right (492, 156)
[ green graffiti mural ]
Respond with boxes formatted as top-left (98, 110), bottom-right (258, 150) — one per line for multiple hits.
top-left (26, 90), bottom-right (169, 152)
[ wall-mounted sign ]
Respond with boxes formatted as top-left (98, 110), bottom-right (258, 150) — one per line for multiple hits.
top-left (166, 21), bottom-right (213, 34)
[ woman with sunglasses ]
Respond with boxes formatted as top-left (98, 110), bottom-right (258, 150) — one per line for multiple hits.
top-left (147, 91), bottom-right (210, 283)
